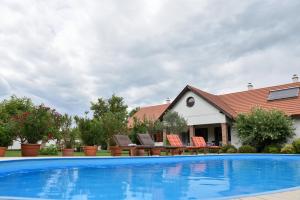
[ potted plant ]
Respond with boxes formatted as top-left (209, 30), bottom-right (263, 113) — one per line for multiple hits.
top-left (0, 96), bottom-right (34, 156)
top-left (90, 95), bottom-right (128, 156)
top-left (12, 105), bottom-right (59, 157)
top-left (99, 112), bottom-right (128, 156)
top-left (60, 114), bottom-right (77, 156)
top-left (0, 122), bottom-right (13, 157)
top-left (75, 116), bottom-right (102, 156)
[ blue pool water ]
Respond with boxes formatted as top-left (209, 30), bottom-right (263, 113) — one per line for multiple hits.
top-left (0, 155), bottom-right (300, 200)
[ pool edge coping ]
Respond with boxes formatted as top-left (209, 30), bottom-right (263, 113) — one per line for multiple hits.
top-left (1, 154), bottom-right (300, 200)
top-left (1, 153), bottom-right (300, 162)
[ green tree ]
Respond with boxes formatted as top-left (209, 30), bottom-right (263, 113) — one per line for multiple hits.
top-left (0, 122), bottom-right (14, 147)
top-left (90, 98), bottom-right (109, 119)
top-left (129, 117), bottom-right (148, 143)
top-left (101, 112), bottom-right (127, 146)
top-left (59, 114), bottom-right (78, 149)
top-left (234, 107), bottom-right (295, 151)
top-left (0, 96), bottom-right (34, 144)
top-left (11, 104), bottom-right (60, 144)
top-left (129, 107), bottom-right (140, 117)
top-left (0, 95), bottom-right (33, 122)
top-left (0, 96), bottom-right (63, 145)
top-left (47, 108), bottom-right (63, 141)
top-left (163, 111), bottom-right (188, 134)
top-left (90, 95), bottom-right (128, 147)
top-left (91, 94), bottom-right (128, 122)
top-left (75, 116), bottom-right (103, 146)
top-left (130, 117), bottom-right (164, 144)
top-left (147, 119), bottom-right (163, 135)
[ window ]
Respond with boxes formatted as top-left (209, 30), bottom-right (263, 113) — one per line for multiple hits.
top-left (268, 87), bottom-right (299, 101)
top-left (186, 97), bottom-right (195, 107)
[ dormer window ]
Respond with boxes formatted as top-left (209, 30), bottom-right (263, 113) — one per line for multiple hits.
top-left (268, 87), bottom-right (299, 101)
top-left (186, 97), bottom-right (195, 107)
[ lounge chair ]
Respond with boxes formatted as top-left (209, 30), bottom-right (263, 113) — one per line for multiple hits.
top-left (191, 136), bottom-right (221, 152)
top-left (113, 134), bottom-right (157, 156)
top-left (137, 133), bottom-right (168, 156)
top-left (166, 134), bottom-right (205, 155)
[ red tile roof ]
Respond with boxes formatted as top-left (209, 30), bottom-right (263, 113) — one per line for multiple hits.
top-left (188, 85), bottom-right (237, 118)
top-left (219, 82), bottom-right (300, 117)
top-left (129, 81), bottom-right (300, 127)
top-left (128, 103), bottom-right (170, 128)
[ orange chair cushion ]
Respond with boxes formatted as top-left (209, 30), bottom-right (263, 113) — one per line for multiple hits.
top-left (167, 134), bottom-right (183, 147)
top-left (191, 136), bottom-right (207, 147)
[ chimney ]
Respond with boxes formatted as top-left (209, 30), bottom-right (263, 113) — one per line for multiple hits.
top-left (292, 74), bottom-right (299, 82)
top-left (166, 97), bottom-right (171, 104)
top-left (247, 83), bottom-right (253, 90)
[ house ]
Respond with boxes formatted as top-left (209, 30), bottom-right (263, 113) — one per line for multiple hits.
top-left (128, 75), bottom-right (300, 147)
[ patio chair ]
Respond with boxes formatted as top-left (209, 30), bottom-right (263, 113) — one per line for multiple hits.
top-left (137, 133), bottom-right (169, 155)
top-left (166, 134), bottom-right (205, 155)
top-left (191, 136), bottom-right (221, 153)
top-left (113, 134), bottom-right (156, 156)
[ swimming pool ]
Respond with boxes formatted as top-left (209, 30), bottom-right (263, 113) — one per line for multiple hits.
top-left (0, 155), bottom-right (300, 200)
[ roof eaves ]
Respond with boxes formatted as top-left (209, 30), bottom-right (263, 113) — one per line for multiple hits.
top-left (188, 86), bottom-right (236, 119)
top-left (159, 85), bottom-right (236, 120)
top-left (158, 85), bottom-right (190, 120)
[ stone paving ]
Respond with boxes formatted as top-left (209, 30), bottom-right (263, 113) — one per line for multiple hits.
top-left (232, 188), bottom-right (300, 200)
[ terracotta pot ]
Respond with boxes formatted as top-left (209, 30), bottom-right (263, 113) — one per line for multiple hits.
top-left (170, 149), bottom-right (183, 156)
top-left (0, 147), bottom-right (6, 157)
top-left (129, 148), bottom-right (137, 156)
top-left (136, 149), bottom-right (145, 156)
top-left (110, 146), bottom-right (122, 156)
top-left (62, 148), bottom-right (74, 156)
top-left (21, 144), bottom-right (41, 157)
top-left (150, 148), bottom-right (161, 156)
top-left (83, 146), bottom-right (97, 156)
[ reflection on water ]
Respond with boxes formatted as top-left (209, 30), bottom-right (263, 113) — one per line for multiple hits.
top-left (0, 157), bottom-right (300, 200)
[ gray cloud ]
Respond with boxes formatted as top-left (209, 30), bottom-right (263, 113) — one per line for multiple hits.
top-left (0, 0), bottom-right (299, 115)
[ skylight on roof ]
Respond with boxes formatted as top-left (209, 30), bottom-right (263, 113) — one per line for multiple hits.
top-left (268, 87), bottom-right (299, 101)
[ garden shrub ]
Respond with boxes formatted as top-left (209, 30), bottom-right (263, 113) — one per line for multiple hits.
top-left (39, 145), bottom-right (58, 155)
top-left (0, 123), bottom-right (13, 147)
top-left (263, 144), bottom-right (281, 153)
top-left (208, 148), bottom-right (220, 153)
top-left (292, 138), bottom-right (300, 153)
top-left (194, 148), bottom-right (205, 154)
top-left (280, 144), bottom-right (296, 154)
top-left (163, 111), bottom-right (188, 135)
top-left (130, 118), bottom-right (164, 144)
top-left (220, 144), bottom-right (237, 153)
top-left (227, 147), bottom-right (237, 153)
top-left (235, 107), bottom-right (295, 152)
top-left (75, 117), bottom-right (103, 146)
top-left (60, 114), bottom-right (78, 149)
top-left (74, 141), bottom-right (83, 152)
top-left (238, 145), bottom-right (256, 153)
top-left (129, 118), bottom-right (148, 144)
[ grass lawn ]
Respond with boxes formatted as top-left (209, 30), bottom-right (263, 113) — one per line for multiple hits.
top-left (4, 149), bottom-right (191, 157)
top-left (5, 150), bottom-right (118, 157)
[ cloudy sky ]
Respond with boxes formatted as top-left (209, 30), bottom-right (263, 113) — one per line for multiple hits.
top-left (0, 0), bottom-right (299, 115)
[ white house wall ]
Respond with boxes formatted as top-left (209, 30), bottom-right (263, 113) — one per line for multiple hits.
top-left (230, 128), bottom-right (241, 147)
top-left (170, 91), bottom-right (226, 125)
top-left (293, 118), bottom-right (300, 140)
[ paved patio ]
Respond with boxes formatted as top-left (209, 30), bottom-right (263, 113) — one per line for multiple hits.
top-left (232, 188), bottom-right (300, 199)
